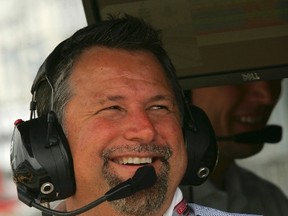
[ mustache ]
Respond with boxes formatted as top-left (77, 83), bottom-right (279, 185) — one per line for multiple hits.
top-left (102, 143), bottom-right (172, 162)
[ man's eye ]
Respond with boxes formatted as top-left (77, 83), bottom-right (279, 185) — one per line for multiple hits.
top-left (104, 106), bottom-right (122, 111)
top-left (96, 106), bottom-right (122, 114)
top-left (149, 105), bottom-right (170, 111)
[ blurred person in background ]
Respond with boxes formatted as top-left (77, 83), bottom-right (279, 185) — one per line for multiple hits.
top-left (181, 80), bottom-right (288, 215)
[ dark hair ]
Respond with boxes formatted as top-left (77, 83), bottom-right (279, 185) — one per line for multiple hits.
top-left (33, 14), bottom-right (183, 124)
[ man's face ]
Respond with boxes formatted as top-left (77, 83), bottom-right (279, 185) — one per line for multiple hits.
top-left (63, 47), bottom-right (187, 215)
top-left (191, 81), bottom-right (281, 159)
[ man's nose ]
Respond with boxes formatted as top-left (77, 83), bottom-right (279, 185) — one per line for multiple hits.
top-left (123, 111), bottom-right (157, 143)
top-left (246, 80), bottom-right (281, 105)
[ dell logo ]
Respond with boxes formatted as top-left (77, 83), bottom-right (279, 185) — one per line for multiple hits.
top-left (241, 72), bottom-right (260, 81)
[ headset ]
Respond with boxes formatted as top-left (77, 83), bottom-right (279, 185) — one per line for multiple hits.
top-left (10, 38), bottom-right (218, 204)
top-left (181, 92), bottom-right (218, 186)
top-left (10, 40), bottom-right (76, 204)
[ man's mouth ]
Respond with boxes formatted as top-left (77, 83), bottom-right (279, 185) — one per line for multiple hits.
top-left (102, 144), bottom-right (172, 167)
top-left (236, 115), bottom-right (264, 124)
top-left (239, 116), bottom-right (260, 124)
top-left (113, 157), bottom-right (153, 165)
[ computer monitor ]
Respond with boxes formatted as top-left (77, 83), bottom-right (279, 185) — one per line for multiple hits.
top-left (82, 0), bottom-right (288, 89)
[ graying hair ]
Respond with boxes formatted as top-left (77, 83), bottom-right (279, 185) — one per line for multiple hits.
top-left (33, 14), bottom-right (184, 126)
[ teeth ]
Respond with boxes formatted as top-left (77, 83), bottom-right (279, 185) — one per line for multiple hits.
top-left (115, 157), bottom-right (152, 165)
top-left (239, 116), bottom-right (260, 124)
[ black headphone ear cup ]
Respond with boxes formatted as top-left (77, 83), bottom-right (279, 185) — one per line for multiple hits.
top-left (10, 112), bottom-right (76, 202)
top-left (180, 105), bottom-right (218, 186)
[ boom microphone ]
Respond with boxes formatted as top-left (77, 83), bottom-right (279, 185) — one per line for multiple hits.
top-left (217, 125), bottom-right (282, 144)
top-left (19, 166), bottom-right (156, 216)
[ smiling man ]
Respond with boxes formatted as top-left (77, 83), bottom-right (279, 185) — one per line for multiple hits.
top-left (192, 81), bottom-right (282, 159)
top-left (62, 46), bottom-right (186, 215)
top-left (16, 14), bottom-right (260, 216)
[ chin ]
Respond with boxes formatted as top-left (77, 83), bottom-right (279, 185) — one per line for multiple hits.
top-left (221, 142), bottom-right (264, 159)
top-left (237, 143), bottom-right (264, 159)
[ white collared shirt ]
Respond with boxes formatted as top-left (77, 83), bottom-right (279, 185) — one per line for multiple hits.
top-left (164, 187), bottom-right (183, 216)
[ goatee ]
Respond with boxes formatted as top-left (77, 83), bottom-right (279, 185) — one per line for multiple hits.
top-left (102, 144), bottom-right (171, 216)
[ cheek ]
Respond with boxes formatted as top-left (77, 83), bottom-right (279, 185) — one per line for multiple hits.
top-left (156, 116), bottom-right (183, 144)
top-left (65, 122), bottom-right (101, 178)
top-left (65, 117), bottom-right (110, 167)
top-left (64, 119), bottom-right (120, 196)
top-left (157, 119), bottom-right (187, 176)
top-left (66, 119), bottom-right (117, 164)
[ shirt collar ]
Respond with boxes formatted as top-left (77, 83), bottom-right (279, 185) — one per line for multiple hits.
top-left (163, 187), bottom-right (183, 216)
top-left (164, 187), bottom-right (195, 216)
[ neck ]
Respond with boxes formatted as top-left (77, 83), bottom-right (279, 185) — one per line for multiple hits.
top-left (64, 193), bottom-right (173, 216)
top-left (65, 198), bottom-right (126, 216)
top-left (210, 156), bottom-right (234, 190)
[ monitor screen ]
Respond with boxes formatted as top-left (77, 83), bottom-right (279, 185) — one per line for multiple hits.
top-left (82, 0), bottom-right (288, 89)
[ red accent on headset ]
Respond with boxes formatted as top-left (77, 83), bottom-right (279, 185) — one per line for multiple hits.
top-left (14, 119), bottom-right (24, 126)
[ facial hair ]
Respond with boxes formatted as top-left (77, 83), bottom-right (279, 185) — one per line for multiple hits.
top-left (102, 144), bottom-right (171, 216)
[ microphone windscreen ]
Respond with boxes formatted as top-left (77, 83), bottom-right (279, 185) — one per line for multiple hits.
top-left (132, 166), bottom-right (157, 191)
top-left (105, 166), bottom-right (157, 201)
top-left (232, 125), bottom-right (282, 144)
